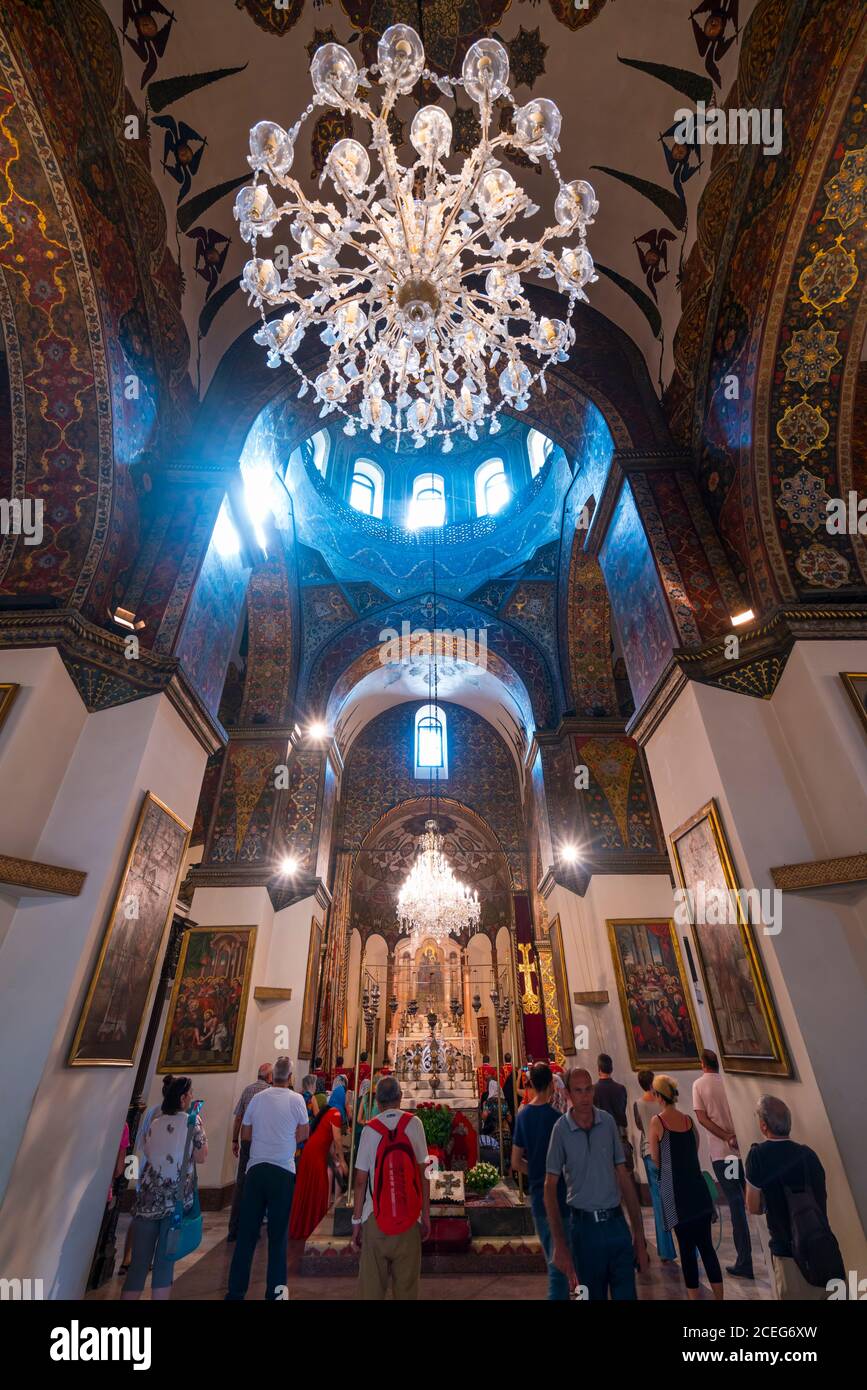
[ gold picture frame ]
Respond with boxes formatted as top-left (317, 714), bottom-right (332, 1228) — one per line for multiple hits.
top-left (669, 799), bottom-right (791, 1077)
top-left (546, 915), bottom-right (576, 1056)
top-left (607, 918), bottom-right (703, 1070)
top-left (69, 792), bottom-right (191, 1066)
top-left (158, 925), bottom-right (257, 1074)
top-left (0, 683), bottom-right (20, 735)
top-left (840, 672), bottom-right (867, 736)
top-left (298, 916), bottom-right (324, 1059)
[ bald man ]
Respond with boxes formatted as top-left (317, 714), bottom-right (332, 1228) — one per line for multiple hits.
top-left (543, 1066), bottom-right (648, 1301)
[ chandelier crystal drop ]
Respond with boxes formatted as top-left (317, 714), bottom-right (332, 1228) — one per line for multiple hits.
top-left (397, 819), bottom-right (481, 944)
top-left (237, 24), bottom-right (598, 447)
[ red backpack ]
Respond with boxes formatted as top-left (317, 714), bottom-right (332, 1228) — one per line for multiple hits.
top-left (368, 1113), bottom-right (423, 1235)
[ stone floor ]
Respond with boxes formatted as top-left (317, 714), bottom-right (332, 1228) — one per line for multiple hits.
top-left (88, 1202), bottom-right (775, 1302)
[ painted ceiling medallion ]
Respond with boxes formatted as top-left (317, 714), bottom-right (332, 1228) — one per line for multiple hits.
top-left (776, 467), bottom-right (831, 532)
top-left (795, 542), bottom-right (851, 590)
top-left (237, 25), bottom-right (598, 446)
top-left (781, 319), bottom-right (841, 390)
top-left (776, 397), bottom-right (830, 459)
top-left (798, 238), bottom-right (858, 312)
top-left (823, 146), bottom-right (867, 229)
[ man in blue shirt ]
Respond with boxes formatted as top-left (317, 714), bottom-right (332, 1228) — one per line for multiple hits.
top-left (544, 1067), bottom-right (648, 1301)
top-left (512, 1062), bottom-right (570, 1300)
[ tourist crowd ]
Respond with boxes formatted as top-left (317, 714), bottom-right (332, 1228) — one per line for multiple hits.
top-left (112, 1045), bottom-right (844, 1303)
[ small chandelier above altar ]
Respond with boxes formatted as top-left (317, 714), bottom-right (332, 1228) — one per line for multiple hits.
top-left (237, 23), bottom-right (598, 448)
top-left (397, 818), bottom-right (480, 944)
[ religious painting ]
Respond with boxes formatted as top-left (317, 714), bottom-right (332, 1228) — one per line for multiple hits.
top-left (298, 917), bottom-right (324, 1059)
top-left (546, 916), bottom-right (576, 1057)
top-left (69, 793), bottom-right (190, 1066)
top-left (607, 919), bottom-right (702, 1070)
top-left (158, 925), bottom-right (256, 1074)
top-left (840, 672), bottom-right (867, 738)
top-left (0, 683), bottom-right (19, 737)
top-left (669, 800), bottom-right (791, 1077)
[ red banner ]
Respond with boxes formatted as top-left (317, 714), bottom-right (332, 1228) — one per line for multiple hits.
top-left (513, 893), bottom-right (549, 1060)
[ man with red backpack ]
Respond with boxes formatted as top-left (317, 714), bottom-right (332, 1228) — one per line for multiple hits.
top-left (351, 1074), bottom-right (431, 1299)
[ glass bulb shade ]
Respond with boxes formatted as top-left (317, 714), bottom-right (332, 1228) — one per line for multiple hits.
top-left (555, 178), bottom-right (599, 227)
top-left (536, 316), bottom-right (569, 350)
top-left (310, 43), bottom-right (358, 105)
top-left (315, 367), bottom-right (348, 402)
top-left (396, 276), bottom-right (440, 341)
top-left (410, 105), bottom-right (453, 162)
top-left (248, 120), bottom-right (295, 177)
top-left (558, 245), bottom-right (595, 291)
top-left (378, 24), bottom-right (425, 93)
top-left (234, 185), bottom-right (278, 240)
top-left (327, 137), bottom-right (370, 193)
top-left (515, 98), bottom-right (561, 154)
top-left (362, 392), bottom-right (392, 429)
top-left (462, 37), bottom-right (510, 104)
top-left (254, 312), bottom-right (303, 357)
top-left (477, 167), bottom-right (518, 219)
top-left (242, 257), bottom-right (281, 301)
top-left (485, 267), bottom-right (521, 301)
top-left (335, 301), bottom-right (367, 339)
top-left (499, 359), bottom-right (531, 398)
top-left (299, 223), bottom-right (334, 265)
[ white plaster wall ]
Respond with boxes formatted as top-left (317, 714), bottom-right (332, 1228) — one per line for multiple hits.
top-left (0, 693), bottom-right (206, 1298)
top-left (0, 650), bottom-right (87, 951)
top-left (644, 645), bottom-right (867, 1274)
top-left (151, 888), bottom-right (323, 1195)
top-left (547, 873), bottom-right (722, 1171)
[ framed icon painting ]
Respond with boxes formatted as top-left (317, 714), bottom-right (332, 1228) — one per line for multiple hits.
top-left (608, 918), bottom-right (702, 1070)
top-left (158, 925), bottom-right (257, 1074)
top-left (669, 799), bottom-right (791, 1077)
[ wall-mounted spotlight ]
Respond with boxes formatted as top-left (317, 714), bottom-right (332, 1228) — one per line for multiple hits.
top-left (730, 609), bottom-right (755, 627)
top-left (307, 721), bottom-right (328, 741)
top-left (561, 843), bottom-right (580, 863)
top-left (109, 606), bottom-right (145, 631)
top-left (280, 855), bottom-right (299, 875)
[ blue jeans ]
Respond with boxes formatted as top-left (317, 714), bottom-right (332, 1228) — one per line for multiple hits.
top-left (643, 1154), bottom-right (677, 1261)
top-left (568, 1208), bottom-right (637, 1302)
top-left (530, 1190), bottom-right (570, 1301)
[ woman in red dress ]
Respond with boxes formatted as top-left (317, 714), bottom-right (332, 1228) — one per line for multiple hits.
top-left (289, 1106), bottom-right (345, 1241)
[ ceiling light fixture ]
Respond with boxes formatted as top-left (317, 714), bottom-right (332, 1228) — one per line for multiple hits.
top-left (237, 25), bottom-right (598, 450)
top-left (731, 609), bottom-right (755, 627)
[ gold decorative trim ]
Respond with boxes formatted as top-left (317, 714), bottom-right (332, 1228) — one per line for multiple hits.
top-left (840, 672), bottom-right (867, 736)
top-left (254, 986), bottom-right (293, 1001)
top-left (0, 853), bottom-right (86, 897)
top-left (670, 799), bottom-right (792, 1077)
top-left (770, 853), bottom-right (867, 893)
top-left (0, 682), bottom-right (20, 734)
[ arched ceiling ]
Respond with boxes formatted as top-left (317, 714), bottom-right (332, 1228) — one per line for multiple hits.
top-left (103, 0), bottom-right (757, 402)
top-left (330, 649), bottom-right (533, 777)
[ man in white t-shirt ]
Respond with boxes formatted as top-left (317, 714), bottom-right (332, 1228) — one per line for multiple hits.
top-left (351, 1075), bottom-right (431, 1300)
top-left (692, 1048), bottom-right (753, 1279)
top-left (226, 1055), bottom-right (309, 1300)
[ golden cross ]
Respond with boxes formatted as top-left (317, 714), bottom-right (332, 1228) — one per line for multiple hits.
top-left (516, 942), bottom-right (536, 992)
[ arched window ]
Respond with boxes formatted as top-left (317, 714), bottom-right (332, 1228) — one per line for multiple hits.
top-left (311, 429), bottom-right (330, 477)
top-left (414, 703), bottom-right (448, 779)
top-left (527, 427), bottom-right (554, 478)
top-left (408, 473), bottom-right (446, 529)
top-left (474, 458), bottom-right (510, 517)
top-left (349, 458), bottom-right (384, 518)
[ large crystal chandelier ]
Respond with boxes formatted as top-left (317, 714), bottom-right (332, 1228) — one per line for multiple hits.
top-left (236, 24), bottom-right (598, 449)
top-left (397, 818), bottom-right (480, 944)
